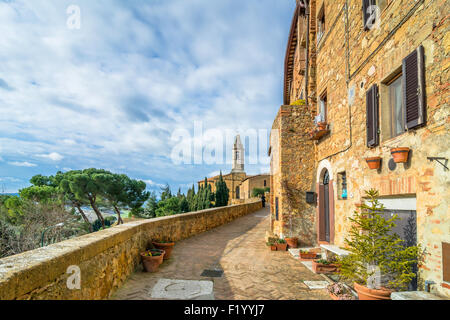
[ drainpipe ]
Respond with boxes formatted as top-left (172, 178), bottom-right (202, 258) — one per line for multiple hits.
top-left (304, 0), bottom-right (310, 107)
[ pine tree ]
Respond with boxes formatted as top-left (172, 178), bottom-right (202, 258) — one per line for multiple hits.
top-left (215, 171), bottom-right (229, 207)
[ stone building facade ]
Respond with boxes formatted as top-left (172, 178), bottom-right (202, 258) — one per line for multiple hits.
top-left (239, 174), bottom-right (270, 200)
top-left (270, 0), bottom-right (449, 297)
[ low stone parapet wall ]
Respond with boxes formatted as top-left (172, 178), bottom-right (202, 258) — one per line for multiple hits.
top-left (0, 200), bottom-right (262, 300)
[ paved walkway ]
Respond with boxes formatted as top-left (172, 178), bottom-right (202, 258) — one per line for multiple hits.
top-left (110, 207), bottom-right (330, 300)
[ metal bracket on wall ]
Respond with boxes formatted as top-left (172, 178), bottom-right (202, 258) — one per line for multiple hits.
top-left (427, 157), bottom-right (449, 171)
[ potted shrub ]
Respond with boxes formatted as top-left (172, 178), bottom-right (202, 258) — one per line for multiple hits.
top-left (299, 250), bottom-right (317, 260)
top-left (266, 240), bottom-right (277, 251)
top-left (338, 189), bottom-right (420, 300)
top-left (275, 238), bottom-right (288, 251)
top-left (285, 237), bottom-right (298, 249)
top-left (140, 249), bottom-right (165, 272)
top-left (365, 157), bottom-right (382, 170)
top-left (312, 258), bottom-right (340, 274)
top-left (327, 283), bottom-right (357, 300)
top-left (152, 240), bottom-right (175, 260)
top-left (391, 147), bottom-right (410, 163)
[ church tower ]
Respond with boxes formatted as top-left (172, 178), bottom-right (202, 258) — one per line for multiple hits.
top-left (231, 135), bottom-right (245, 173)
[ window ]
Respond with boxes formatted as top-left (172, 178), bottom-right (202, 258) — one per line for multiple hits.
top-left (363, 0), bottom-right (387, 30)
top-left (388, 74), bottom-right (405, 138)
top-left (319, 91), bottom-right (327, 123)
top-left (337, 172), bottom-right (348, 200)
top-left (317, 5), bottom-right (325, 42)
top-left (264, 180), bottom-right (267, 187)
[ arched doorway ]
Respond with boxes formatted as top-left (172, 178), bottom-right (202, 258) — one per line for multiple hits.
top-left (318, 168), bottom-right (334, 243)
top-left (322, 170), bottom-right (330, 243)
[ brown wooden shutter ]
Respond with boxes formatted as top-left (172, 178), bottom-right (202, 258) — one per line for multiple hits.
top-left (443, 242), bottom-right (450, 283)
top-left (366, 84), bottom-right (379, 147)
top-left (403, 45), bottom-right (426, 130)
top-left (318, 184), bottom-right (326, 241)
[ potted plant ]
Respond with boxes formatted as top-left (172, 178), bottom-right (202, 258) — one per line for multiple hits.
top-left (391, 147), bottom-right (410, 163)
top-left (299, 249), bottom-right (317, 260)
top-left (327, 283), bottom-right (357, 300)
top-left (275, 238), bottom-right (288, 251)
top-left (152, 240), bottom-right (175, 260)
top-left (365, 157), bottom-right (382, 170)
top-left (140, 249), bottom-right (165, 272)
top-left (266, 240), bottom-right (277, 251)
top-left (312, 258), bottom-right (340, 274)
top-left (338, 189), bottom-right (420, 300)
top-left (285, 237), bottom-right (298, 248)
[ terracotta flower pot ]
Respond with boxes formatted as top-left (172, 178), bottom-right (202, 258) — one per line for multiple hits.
top-left (318, 122), bottom-right (328, 131)
top-left (391, 148), bottom-right (410, 163)
top-left (276, 243), bottom-right (288, 251)
top-left (270, 245), bottom-right (277, 251)
top-left (353, 282), bottom-right (392, 300)
top-left (299, 252), bottom-right (317, 260)
top-left (312, 260), bottom-right (340, 274)
top-left (365, 157), bottom-right (382, 169)
top-left (285, 237), bottom-right (298, 248)
top-left (152, 241), bottom-right (175, 260)
top-left (140, 249), bottom-right (165, 272)
top-left (329, 293), bottom-right (340, 300)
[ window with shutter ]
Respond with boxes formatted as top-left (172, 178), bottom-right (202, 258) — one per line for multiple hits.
top-left (363, 0), bottom-right (377, 30)
top-left (366, 84), bottom-right (379, 147)
top-left (403, 46), bottom-right (426, 130)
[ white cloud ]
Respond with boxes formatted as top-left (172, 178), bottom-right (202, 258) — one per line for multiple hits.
top-left (8, 161), bottom-right (37, 167)
top-left (0, 0), bottom-right (293, 191)
top-left (37, 152), bottom-right (64, 161)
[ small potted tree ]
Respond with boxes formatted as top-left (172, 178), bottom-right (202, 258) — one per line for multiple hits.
top-left (338, 189), bottom-right (420, 300)
top-left (140, 249), bottom-right (165, 272)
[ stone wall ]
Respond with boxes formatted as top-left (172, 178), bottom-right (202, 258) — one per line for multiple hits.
top-left (270, 105), bottom-right (316, 246)
top-left (0, 200), bottom-right (262, 300)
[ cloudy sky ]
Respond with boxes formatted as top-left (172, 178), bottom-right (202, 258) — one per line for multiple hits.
top-left (0, 0), bottom-right (295, 194)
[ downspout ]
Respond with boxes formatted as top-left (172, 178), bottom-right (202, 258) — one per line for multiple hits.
top-left (304, 0), bottom-right (310, 107)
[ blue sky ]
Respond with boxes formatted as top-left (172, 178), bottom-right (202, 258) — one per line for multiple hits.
top-left (0, 0), bottom-right (295, 194)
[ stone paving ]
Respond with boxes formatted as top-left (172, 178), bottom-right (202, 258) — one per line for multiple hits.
top-left (110, 207), bottom-right (331, 300)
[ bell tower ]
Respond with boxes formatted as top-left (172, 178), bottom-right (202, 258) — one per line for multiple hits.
top-left (232, 135), bottom-right (245, 173)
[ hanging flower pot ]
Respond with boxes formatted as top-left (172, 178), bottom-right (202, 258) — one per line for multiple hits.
top-left (365, 157), bottom-right (382, 169)
top-left (391, 148), bottom-right (410, 163)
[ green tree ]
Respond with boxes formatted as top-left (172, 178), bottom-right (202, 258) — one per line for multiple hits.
top-left (93, 173), bottom-right (128, 225)
top-left (338, 189), bottom-right (420, 290)
top-left (63, 169), bottom-right (109, 228)
top-left (251, 187), bottom-right (270, 198)
top-left (214, 172), bottom-right (229, 207)
top-left (180, 196), bottom-right (189, 213)
top-left (155, 197), bottom-right (180, 217)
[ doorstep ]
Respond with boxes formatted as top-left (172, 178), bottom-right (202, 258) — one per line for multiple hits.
top-left (391, 291), bottom-right (446, 300)
top-left (320, 244), bottom-right (350, 257)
